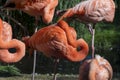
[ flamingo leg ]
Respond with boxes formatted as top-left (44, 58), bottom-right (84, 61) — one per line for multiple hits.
top-left (86, 24), bottom-right (95, 58)
top-left (92, 28), bottom-right (95, 58)
top-left (86, 24), bottom-right (93, 35)
top-left (32, 17), bottom-right (38, 80)
top-left (31, 50), bottom-right (37, 80)
top-left (53, 59), bottom-right (59, 80)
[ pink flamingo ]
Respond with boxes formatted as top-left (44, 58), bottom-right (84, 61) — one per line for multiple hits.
top-left (22, 20), bottom-right (89, 62)
top-left (57, 0), bottom-right (115, 58)
top-left (3, 1), bottom-right (59, 79)
top-left (79, 55), bottom-right (113, 80)
top-left (22, 20), bottom-right (89, 80)
top-left (0, 18), bottom-right (25, 63)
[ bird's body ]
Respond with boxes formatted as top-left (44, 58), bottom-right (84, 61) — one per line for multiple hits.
top-left (79, 55), bottom-right (113, 80)
top-left (58, 0), bottom-right (115, 24)
top-left (0, 19), bottom-right (25, 63)
top-left (4, 0), bottom-right (58, 24)
top-left (57, 0), bottom-right (115, 58)
top-left (23, 20), bottom-right (89, 62)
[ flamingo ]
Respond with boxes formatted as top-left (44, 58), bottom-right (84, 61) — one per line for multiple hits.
top-left (3, 0), bottom-right (58, 79)
top-left (3, 0), bottom-right (58, 24)
top-left (0, 18), bottom-right (25, 63)
top-left (57, 0), bottom-right (115, 58)
top-left (22, 20), bottom-right (89, 80)
top-left (79, 55), bottom-right (113, 80)
top-left (22, 20), bottom-right (89, 79)
top-left (22, 20), bottom-right (89, 62)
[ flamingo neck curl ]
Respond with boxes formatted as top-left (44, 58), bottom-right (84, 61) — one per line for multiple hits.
top-left (23, 20), bottom-right (89, 62)
top-left (0, 19), bottom-right (25, 63)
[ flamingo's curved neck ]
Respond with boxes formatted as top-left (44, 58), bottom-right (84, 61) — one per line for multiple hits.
top-left (66, 38), bottom-right (89, 62)
top-left (0, 19), bottom-right (25, 63)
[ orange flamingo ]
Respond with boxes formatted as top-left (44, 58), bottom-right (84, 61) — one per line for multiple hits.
top-left (22, 20), bottom-right (89, 80)
top-left (3, 0), bottom-right (58, 24)
top-left (22, 20), bottom-right (89, 61)
top-left (3, 0), bottom-right (58, 79)
top-left (79, 55), bottom-right (113, 80)
top-left (0, 18), bottom-right (25, 63)
top-left (57, 0), bottom-right (115, 58)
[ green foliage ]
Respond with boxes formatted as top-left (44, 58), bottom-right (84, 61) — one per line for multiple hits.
top-left (0, 74), bottom-right (119, 80)
top-left (0, 65), bottom-right (21, 77)
top-left (57, 0), bottom-right (81, 9)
